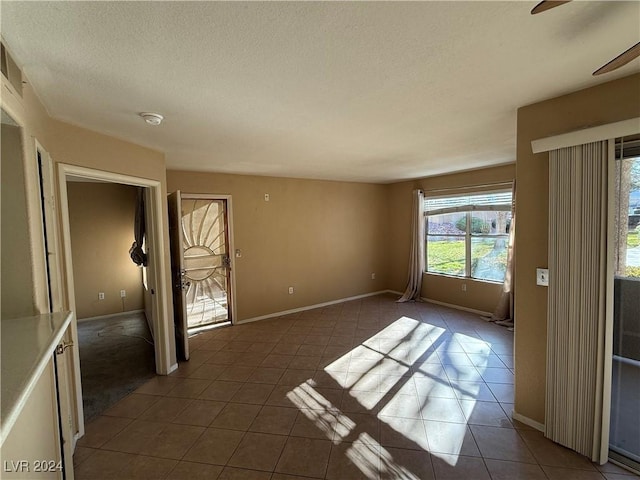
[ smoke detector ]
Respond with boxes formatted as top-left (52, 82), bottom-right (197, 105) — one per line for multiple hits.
top-left (139, 112), bottom-right (164, 126)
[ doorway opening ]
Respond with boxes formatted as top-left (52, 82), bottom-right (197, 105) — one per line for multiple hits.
top-left (168, 192), bottom-right (236, 361)
top-left (66, 180), bottom-right (156, 421)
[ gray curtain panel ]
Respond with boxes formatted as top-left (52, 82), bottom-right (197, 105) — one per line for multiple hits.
top-left (490, 181), bottom-right (516, 325)
top-left (129, 187), bottom-right (147, 266)
top-left (398, 189), bottom-right (425, 302)
top-left (545, 141), bottom-right (609, 462)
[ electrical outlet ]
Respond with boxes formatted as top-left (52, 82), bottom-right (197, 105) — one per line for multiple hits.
top-left (120, 289), bottom-right (126, 298)
top-left (264, 193), bottom-right (270, 202)
top-left (536, 268), bottom-right (549, 287)
top-left (98, 292), bottom-right (105, 300)
top-left (235, 249), bottom-right (242, 258)
top-left (461, 284), bottom-right (467, 292)
top-left (371, 273), bottom-right (376, 280)
top-left (288, 286), bottom-right (294, 294)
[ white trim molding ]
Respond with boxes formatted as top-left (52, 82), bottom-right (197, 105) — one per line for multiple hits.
top-left (236, 290), bottom-right (394, 325)
top-left (512, 411), bottom-right (545, 432)
top-left (421, 297), bottom-right (492, 317)
top-left (57, 163), bottom-right (173, 376)
top-left (235, 289), bottom-right (495, 324)
top-left (531, 117), bottom-right (640, 154)
top-left (77, 310), bottom-right (145, 322)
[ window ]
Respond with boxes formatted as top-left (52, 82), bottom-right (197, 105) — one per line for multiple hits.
top-left (425, 190), bottom-right (512, 282)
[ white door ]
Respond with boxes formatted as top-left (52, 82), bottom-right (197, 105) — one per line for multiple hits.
top-left (37, 144), bottom-right (79, 474)
top-left (168, 191), bottom-right (189, 360)
top-left (143, 188), bottom-right (158, 339)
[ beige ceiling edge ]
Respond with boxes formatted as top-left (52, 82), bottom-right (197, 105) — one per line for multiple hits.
top-left (531, 117), bottom-right (640, 153)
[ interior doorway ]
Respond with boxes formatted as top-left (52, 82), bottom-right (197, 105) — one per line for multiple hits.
top-left (66, 180), bottom-right (156, 421)
top-left (57, 163), bottom-right (174, 441)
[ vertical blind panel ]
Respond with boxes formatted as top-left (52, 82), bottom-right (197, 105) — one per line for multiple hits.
top-left (546, 141), bottom-right (608, 460)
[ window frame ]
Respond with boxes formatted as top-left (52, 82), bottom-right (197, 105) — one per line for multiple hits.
top-left (424, 191), bottom-right (512, 282)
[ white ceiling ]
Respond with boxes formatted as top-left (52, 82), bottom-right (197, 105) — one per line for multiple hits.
top-left (2, 2), bottom-right (639, 183)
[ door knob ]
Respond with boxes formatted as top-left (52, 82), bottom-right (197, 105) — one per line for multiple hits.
top-left (55, 341), bottom-right (74, 355)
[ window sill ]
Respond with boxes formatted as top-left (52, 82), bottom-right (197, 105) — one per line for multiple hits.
top-left (423, 271), bottom-right (504, 285)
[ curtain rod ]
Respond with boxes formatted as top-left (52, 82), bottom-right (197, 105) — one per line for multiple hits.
top-left (424, 180), bottom-right (514, 194)
top-left (615, 138), bottom-right (640, 147)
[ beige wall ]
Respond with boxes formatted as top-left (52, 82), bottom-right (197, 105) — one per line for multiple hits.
top-left (167, 171), bottom-right (389, 321)
top-left (8, 56), bottom-right (635, 434)
top-left (67, 183), bottom-right (144, 319)
top-left (514, 73), bottom-right (640, 424)
top-left (387, 164), bottom-right (516, 312)
top-left (1, 122), bottom-right (35, 319)
top-left (6, 79), bottom-right (177, 367)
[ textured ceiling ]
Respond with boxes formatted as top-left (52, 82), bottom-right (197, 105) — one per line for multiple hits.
top-left (2, 1), bottom-right (639, 183)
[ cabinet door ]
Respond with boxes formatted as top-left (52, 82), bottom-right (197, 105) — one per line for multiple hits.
top-left (1, 358), bottom-right (64, 479)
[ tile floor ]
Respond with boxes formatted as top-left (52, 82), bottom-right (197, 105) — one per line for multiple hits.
top-left (73, 294), bottom-right (639, 479)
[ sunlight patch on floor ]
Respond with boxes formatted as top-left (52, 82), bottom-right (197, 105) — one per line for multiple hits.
top-left (286, 384), bottom-right (422, 478)
top-left (288, 315), bottom-right (494, 472)
top-left (186, 294), bottom-right (228, 329)
top-left (344, 436), bottom-right (382, 479)
top-left (286, 381), bottom-right (352, 443)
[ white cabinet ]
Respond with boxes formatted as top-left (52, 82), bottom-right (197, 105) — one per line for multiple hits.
top-left (1, 312), bottom-right (74, 479)
top-left (1, 358), bottom-right (63, 479)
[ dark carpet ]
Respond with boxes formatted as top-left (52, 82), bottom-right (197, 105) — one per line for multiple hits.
top-left (78, 312), bottom-right (156, 422)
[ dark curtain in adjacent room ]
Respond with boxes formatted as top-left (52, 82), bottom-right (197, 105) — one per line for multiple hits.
top-left (129, 187), bottom-right (147, 266)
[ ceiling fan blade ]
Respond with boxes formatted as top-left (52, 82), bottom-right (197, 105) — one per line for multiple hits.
top-left (531, 1), bottom-right (572, 15)
top-left (593, 42), bottom-right (640, 76)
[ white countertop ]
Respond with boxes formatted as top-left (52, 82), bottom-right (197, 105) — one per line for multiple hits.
top-left (1, 311), bottom-right (73, 445)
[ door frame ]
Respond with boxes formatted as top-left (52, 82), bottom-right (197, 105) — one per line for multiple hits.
top-left (57, 164), bottom-right (175, 439)
top-left (35, 141), bottom-right (64, 312)
top-left (605, 136), bottom-right (640, 472)
top-left (180, 193), bottom-right (237, 327)
top-left (35, 141), bottom-right (77, 470)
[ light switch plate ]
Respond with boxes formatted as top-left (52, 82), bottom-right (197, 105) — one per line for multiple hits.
top-left (536, 268), bottom-right (549, 287)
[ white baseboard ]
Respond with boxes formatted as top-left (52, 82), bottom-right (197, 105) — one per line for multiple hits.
top-left (512, 411), bottom-right (545, 432)
top-left (234, 291), bottom-right (495, 326)
top-left (77, 309), bottom-right (144, 322)
top-left (236, 290), bottom-right (396, 325)
top-left (233, 290), bottom-right (494, 325)
top-left (421, 297), bottom-right (492, 317)
top-left (167, 363), bottom-right (179, 374)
